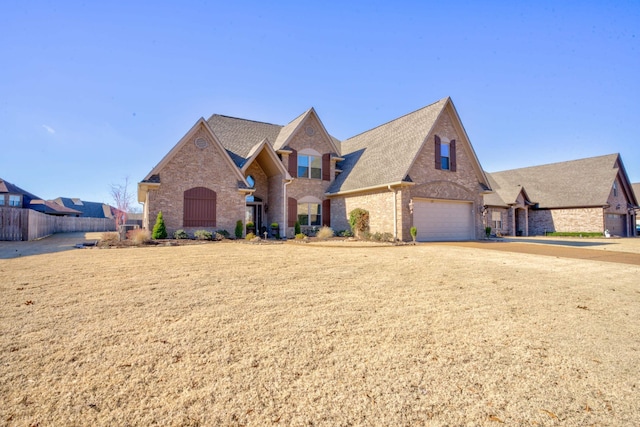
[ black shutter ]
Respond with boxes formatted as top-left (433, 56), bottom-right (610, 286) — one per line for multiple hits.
top-left (322, 199), bottom-right (331, 227)
top-left (288, 197), bottom-right (297, 227)
top-left (450, 139), bottom-right (457, 172)
top-left (435, 135), bottom-right (442, 170)
top-left (322, 153), bottom-right (331, 181)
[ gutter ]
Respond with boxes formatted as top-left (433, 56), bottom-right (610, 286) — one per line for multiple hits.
top-left (283, 178), bottom-right (293, 238)
top-left (326, 181), bottom-right (414, 197)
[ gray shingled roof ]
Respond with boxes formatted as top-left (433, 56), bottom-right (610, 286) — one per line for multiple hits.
top-left (328, 98), bottom-right (448, 193)
top-left (484, 172), bottom-right (530, 207)
top-left (207, 115), bottom-right (283, 167)
top-left (54, 197), bottom-right (113, 218)
top-left (488, 154), bottom-right (622, 208)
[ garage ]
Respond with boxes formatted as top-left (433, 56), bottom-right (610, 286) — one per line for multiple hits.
top-left (605, 213), bottom-right (626, 237)
top-left (413, 199), bottom-right (474, 241)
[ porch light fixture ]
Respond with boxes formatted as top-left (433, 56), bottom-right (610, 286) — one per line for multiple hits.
top-left (409, 199), bottom-right (414, 214)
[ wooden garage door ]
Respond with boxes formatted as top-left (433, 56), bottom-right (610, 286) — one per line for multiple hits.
top-left (605, 213), bottom-right (626, 237)
top-left (413, 199), bottom-right (474, 241)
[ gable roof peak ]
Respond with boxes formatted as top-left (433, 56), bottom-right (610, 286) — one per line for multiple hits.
top-left (344, 97), bottom-right (449, 142)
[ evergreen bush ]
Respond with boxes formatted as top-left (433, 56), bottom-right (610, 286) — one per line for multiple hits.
top-left (235, 220), bottom-right (243, 239)
top-left (348, 208), bottom-right (369, 237)
top-left (151, 211), bottom-right (168, 239)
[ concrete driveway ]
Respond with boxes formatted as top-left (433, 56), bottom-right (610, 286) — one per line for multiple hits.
top-left (0, 232), bottom-right (103, 259)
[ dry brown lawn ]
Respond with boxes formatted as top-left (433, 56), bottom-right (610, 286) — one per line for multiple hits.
top-left (1, 237), bottom-right (639, 426)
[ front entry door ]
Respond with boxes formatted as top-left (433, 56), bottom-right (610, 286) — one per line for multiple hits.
top-left (246, 203), bottom-right (263, 231)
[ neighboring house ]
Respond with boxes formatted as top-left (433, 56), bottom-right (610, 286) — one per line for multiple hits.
top-left (53, 197), bottom-right (115, 219)
top-left (0, 178), bottom-right (40, 209)
top-left (484, 154), bottom-right (638, 237)
top-left (138, 97), bottom-right (492, 241)
top-left (0, 178), bottom-right (80, 216)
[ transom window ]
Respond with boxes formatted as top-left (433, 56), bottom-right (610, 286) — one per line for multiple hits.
top-left (298, 155), bottom-right (322, 179)
top-left (9, 195), bottom-right (20, 207)
top-left (298, 202), bottom-right (321, 226)
top-left (440, 142), bottom-right (450, 170)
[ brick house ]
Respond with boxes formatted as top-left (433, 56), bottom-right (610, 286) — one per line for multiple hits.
top-left (0, 178), bottom-right (80, 216)
top-left (633, 183), bottom-right (640, 233)
top-left (138, 97), bottom-right (492, 241)
top-left (484, 154), bottom-right (638, 237)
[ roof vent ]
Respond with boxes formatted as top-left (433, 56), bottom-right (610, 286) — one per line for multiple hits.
top-left (195, 137), bottom-right (209, 149)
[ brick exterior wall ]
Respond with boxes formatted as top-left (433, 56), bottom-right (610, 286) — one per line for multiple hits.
top-left (331, 189), bottom-right (400, 237)
top-left (284, 114), bottom-right (337, 237)
top-left (529, 207), bottom-right (604, 235)
top-left (146, 125), bottom-right (246, 237)
top-left (402, 109), bottom-right (485, 240)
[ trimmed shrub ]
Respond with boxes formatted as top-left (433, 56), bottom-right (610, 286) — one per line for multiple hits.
top-left (410, 226), bottom-right (417, 241)
top-left (151, 211), bottom-right (168, 239)
top-left (101, 232), bottom-right (119, 243)
top-left (485, 226), bottom-right (492, 238)
top-left (316, 226), bottom-right (334, 240)
top-left (348, 208), bottom-right (369, 237)
top-left (294, 221), bottom-right (301, 235)
top-left (127, 228), bottom-right (151, 245)
top-left (235, 220), bottom-right (243, 239)
top-left (194, 230), bottom-right (213, 240)
top-left (295, 233), bottom-right (307, 240)
top-left (217, 229), bottom-right (230, 238)
top-left (174, 229), bottom-right (189, 239)
top-left (245, 232), bottom-right (256, 240)
top-left (338, 229), bottom-right (354, 237)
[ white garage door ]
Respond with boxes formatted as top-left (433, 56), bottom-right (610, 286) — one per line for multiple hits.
top-left (413, 199), bottom-right (474, 241)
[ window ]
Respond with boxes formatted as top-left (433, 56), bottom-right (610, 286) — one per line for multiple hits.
top-left (441, 142), bottom-right (450, 170)
top-left (9, 195), bottom-right (20, 207)
top-left (613, 182), bottom-right (618, 197)
top-left (0, 195), bottom-right (4, 205)
top-left (298, 202), bottom-right (321, 226)
top-left (183, 187), bottom-right (216, 227)
top-left (491, 211), bottom-right (502, 230)
top-left (246, 175), bottom-right (255, 188)
top-left (298, 155), bottom-right (322, 179)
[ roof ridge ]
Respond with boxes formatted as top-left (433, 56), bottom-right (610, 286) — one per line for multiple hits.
top-left (342, 97), bottom-right (448, 142)
top-left (207, 114), bottom-right (283, 128)
top-left (491, 153), bottom-right (619, 174)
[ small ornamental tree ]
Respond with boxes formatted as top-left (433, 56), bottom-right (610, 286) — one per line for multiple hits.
top-left (235, 220), bottom-right (243, 239)
top-left (152, 211), bottom-right (168, 239)
top-left (348, 208), bottom-right (369, 238)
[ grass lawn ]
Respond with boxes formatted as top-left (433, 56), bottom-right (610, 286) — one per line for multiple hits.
top-left (1, 241), bottom-right (639, 426)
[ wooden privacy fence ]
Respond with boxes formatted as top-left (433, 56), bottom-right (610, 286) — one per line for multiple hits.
top-left (0, 207), bottom-right (116, 241)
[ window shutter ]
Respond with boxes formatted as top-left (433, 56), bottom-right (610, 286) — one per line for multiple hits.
top-left (183, 187), bottom-right (216, 227)
top-left (450, 139), bottom-right (457, 172)
top-left (288, 149), bottom-right (298, 178)
top-left (434, 135), bottom-right (442, 170)
top-left (288, 197), bottom-right (297, 227)
top-left (322, 199), bottom-right (331, 227)
top-left (322, 153), bottom-right (331, 181)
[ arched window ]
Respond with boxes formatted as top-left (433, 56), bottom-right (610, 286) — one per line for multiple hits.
top-left (183, 187), bottom-right (216, 227)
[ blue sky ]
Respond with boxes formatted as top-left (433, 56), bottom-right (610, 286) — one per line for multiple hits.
top-left (1, 1), bottom-right (639, 206)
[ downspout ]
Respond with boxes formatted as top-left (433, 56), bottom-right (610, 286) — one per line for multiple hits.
top-left (388, 185), bottom-right (397, 241)
top-left (283, 178), bottom-right (293, 239)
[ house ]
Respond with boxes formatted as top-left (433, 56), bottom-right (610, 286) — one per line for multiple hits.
top-left (138, 97), bottom-right (492, 241)
top-left (0, 178), bottom-right (80, 216)
top-left (53, 197), bottom-right (115, 219)
top-left (484, 154), bottom-right (638, 237)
